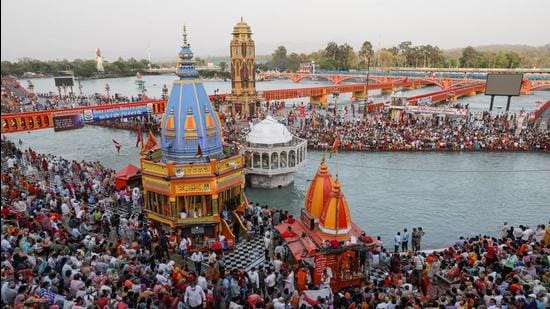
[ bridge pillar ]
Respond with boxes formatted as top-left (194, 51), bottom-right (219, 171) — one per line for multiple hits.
top-left (467, 91), bottom-right (477, 97)
top-left (520, 80), bottom-right (532, 95)
top-left (310, 95), bottom-right (328, 106)
top-left (381, 88), bottom-right (394, 95)
top-left (351, 89), bottom-right (367, 101)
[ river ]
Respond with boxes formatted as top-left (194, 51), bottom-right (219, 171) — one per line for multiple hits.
top-left (8, 77), bottom-right (550, 249)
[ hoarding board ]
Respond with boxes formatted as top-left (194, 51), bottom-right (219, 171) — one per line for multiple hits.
top-left (485, 74), bottom-right (523, 96)
top-left (87, 106), bottom-right (150, 122)
top-left (53, 113), bottom-right (84, 132)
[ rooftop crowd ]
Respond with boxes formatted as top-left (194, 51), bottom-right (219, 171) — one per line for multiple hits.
top-left (1, 138), bottom-right (549, 308)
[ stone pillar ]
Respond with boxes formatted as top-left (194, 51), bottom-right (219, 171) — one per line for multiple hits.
top-left (212, 194), bottom-right (219, 216)
top-left (169, 196), bottom-right (176, 218)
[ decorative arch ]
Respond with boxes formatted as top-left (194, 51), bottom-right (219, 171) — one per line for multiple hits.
top-left (280, 151), bottom-right (287, 168)
top-left (289, 150), bottom-right (296, 167)
top-left (253, 152), bottom-right (260, 168)
top-left (271, 152), bottom-right (279, 169)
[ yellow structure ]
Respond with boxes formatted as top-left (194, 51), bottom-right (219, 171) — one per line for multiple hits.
top-left (226, 18), bottom-right (263, 118)
top-left (141, 27), bottom-right (245, 243)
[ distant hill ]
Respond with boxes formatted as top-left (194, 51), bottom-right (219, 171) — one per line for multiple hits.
top-left (443, 44), bottom-right (550, 68)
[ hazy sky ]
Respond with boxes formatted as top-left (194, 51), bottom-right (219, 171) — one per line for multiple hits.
top-left (2, 0), bottom-right (549, 61)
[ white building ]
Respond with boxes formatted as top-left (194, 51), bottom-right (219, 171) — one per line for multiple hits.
top-left (242, 116), bottom-right (307, 188)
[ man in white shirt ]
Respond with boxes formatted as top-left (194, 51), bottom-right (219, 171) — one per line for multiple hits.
top-left (263, 231), bottom-right (271, 261)
top-left (272, 297), bottom-right (286, 309)
top-left (208, 250), bottom-right (217, 264)
top-left (264, 269), bottom-right (276, 297)
top-left (184, 280), bottom-right (205, 309)
top-left (273, 255), bottom-right (283, 274)
top-left (179, 237), bottom-right (189, 259)
top-left (191, 250), bottom-right (204, 275)
top-left (394, 232), bottom-right (401, 253)
top-left (247, 267), bottom-right (260, 293)
top-left (7, 157), bottom-right (15, 169)
top-left (197, 273), bottom-right (208, 292)
top-left (521, 226), bottom-right (534, 243)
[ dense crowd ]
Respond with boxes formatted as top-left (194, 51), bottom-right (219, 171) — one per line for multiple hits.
top-left (1, 92), bottom-right (149, 114)
top-left (222, 104), bottom-right (549, 152)
top-left (296, 109), bottom-right (549, 152)
top-left (1, 138), bottom-right (549, 308)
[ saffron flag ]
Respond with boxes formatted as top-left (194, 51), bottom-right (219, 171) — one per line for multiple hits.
top-left (112, 139), bottom-right (121, 155)
top-left (329, 136), bottom-right (340, 158)
top-left (136, 125), bottom-right (143, 148)
top-left (140, 130), bottom-right (159, 155)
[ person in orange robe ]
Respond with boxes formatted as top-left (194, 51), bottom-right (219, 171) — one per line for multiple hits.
top-left (295, 267), bottom-right (307, 292)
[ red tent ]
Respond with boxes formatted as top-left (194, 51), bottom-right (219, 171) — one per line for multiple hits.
top-left (114, 164), bottom-right (141, 190)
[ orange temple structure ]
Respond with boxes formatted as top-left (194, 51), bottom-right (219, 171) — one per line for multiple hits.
top-left (275, 157), bottom-right (377, 290)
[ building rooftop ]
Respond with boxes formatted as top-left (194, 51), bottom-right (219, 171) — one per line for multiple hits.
top-left (246, 115), bottom-right (293, 145)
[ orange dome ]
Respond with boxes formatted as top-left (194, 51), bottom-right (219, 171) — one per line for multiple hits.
top-left (319, 179), bottom-right (352, 235)
top-left (184, 107), bottom-right (198, 138)
top-left (305, 157), bottom-right (335, 219)
top-left (164, 109), bottom-right (176, 138)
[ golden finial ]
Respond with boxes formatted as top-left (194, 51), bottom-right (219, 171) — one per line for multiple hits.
top-left (240, 16), bottom-right (243, 22)
top-left (321, 153), bottom-right (326, 162)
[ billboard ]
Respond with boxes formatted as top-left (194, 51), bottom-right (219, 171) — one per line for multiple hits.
top-left (85, 105), bottom-right (151, 122)
top-left (485, 74), bottom-right (523, 96)
top-left (54, 77), bottom-right (74, 87)
top-left (53, 113), bottom-right (84, 132)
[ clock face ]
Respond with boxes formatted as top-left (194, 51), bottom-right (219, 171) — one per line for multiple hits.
top-left (175, 168), bottom-right (184, 178)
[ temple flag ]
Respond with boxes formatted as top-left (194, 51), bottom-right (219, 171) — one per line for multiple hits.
top-left (140, 130), bottom-right (159, 155)
top-left (329, 136), bottom-right (340, 158)
top-left (112, 139), bottom-right (121, 155)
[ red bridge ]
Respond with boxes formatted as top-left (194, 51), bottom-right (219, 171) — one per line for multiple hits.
top-left (1, 79), bottom-right (486, 134)
top-left (259, 72), bottom-right (550, 94)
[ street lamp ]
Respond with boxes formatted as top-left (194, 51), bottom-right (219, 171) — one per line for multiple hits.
top-left (363, 56), bottom-right (371, 117)
top-left (105, 83), bottom-right (111, 100)
top-left (213, 88), bottom-right (220, 112)
top-left (162, 84), bottom-right (168, 100)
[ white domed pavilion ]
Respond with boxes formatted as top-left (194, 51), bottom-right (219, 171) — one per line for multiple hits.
top-left (242, 116), bottom-right (307, 188)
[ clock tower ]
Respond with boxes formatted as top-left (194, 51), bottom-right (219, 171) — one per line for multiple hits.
top-left (227, 18), bottom-right (263, 118)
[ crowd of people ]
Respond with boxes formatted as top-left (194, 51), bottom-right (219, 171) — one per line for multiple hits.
top-left (223, 103), bottom-right (549, 153)
top-left (1, 137), bottom-right (549, 308)
top-left (295, 106), bottom-right (549, 152)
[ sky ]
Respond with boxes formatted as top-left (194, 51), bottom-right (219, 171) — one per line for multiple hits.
top-left (2, 0), bottom-right (550, 62)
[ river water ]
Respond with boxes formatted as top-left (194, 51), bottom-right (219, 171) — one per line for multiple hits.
top-left (9, 77), bottom-right (550, 249)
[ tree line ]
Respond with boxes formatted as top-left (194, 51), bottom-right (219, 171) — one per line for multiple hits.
top-left (258, 42), bottom-right (550, 71)
top-left (1, 57), bottom-right (159, 78)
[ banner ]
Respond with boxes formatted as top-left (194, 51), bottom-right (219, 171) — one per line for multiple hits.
top-left (416, 96), bottom-right (432, 106)
top-left (53, 113), bottom-right (84, 132)
top-left (405, 106), bottom-right (469, 117)
top-left (86, 106), bottom-right (150, 122)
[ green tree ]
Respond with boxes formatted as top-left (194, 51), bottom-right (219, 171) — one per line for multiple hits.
top-left (271, 46), bottom-right (288, 71)
top-left (219, 61), bottom-right (227, 72)
top-left (459, 46), bottom-right (480, 68)
top-left (358, 41), bottom-right (374, 68)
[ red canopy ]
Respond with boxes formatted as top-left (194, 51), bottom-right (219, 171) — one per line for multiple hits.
top-left (115, 164), bottom-right (141, 190)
